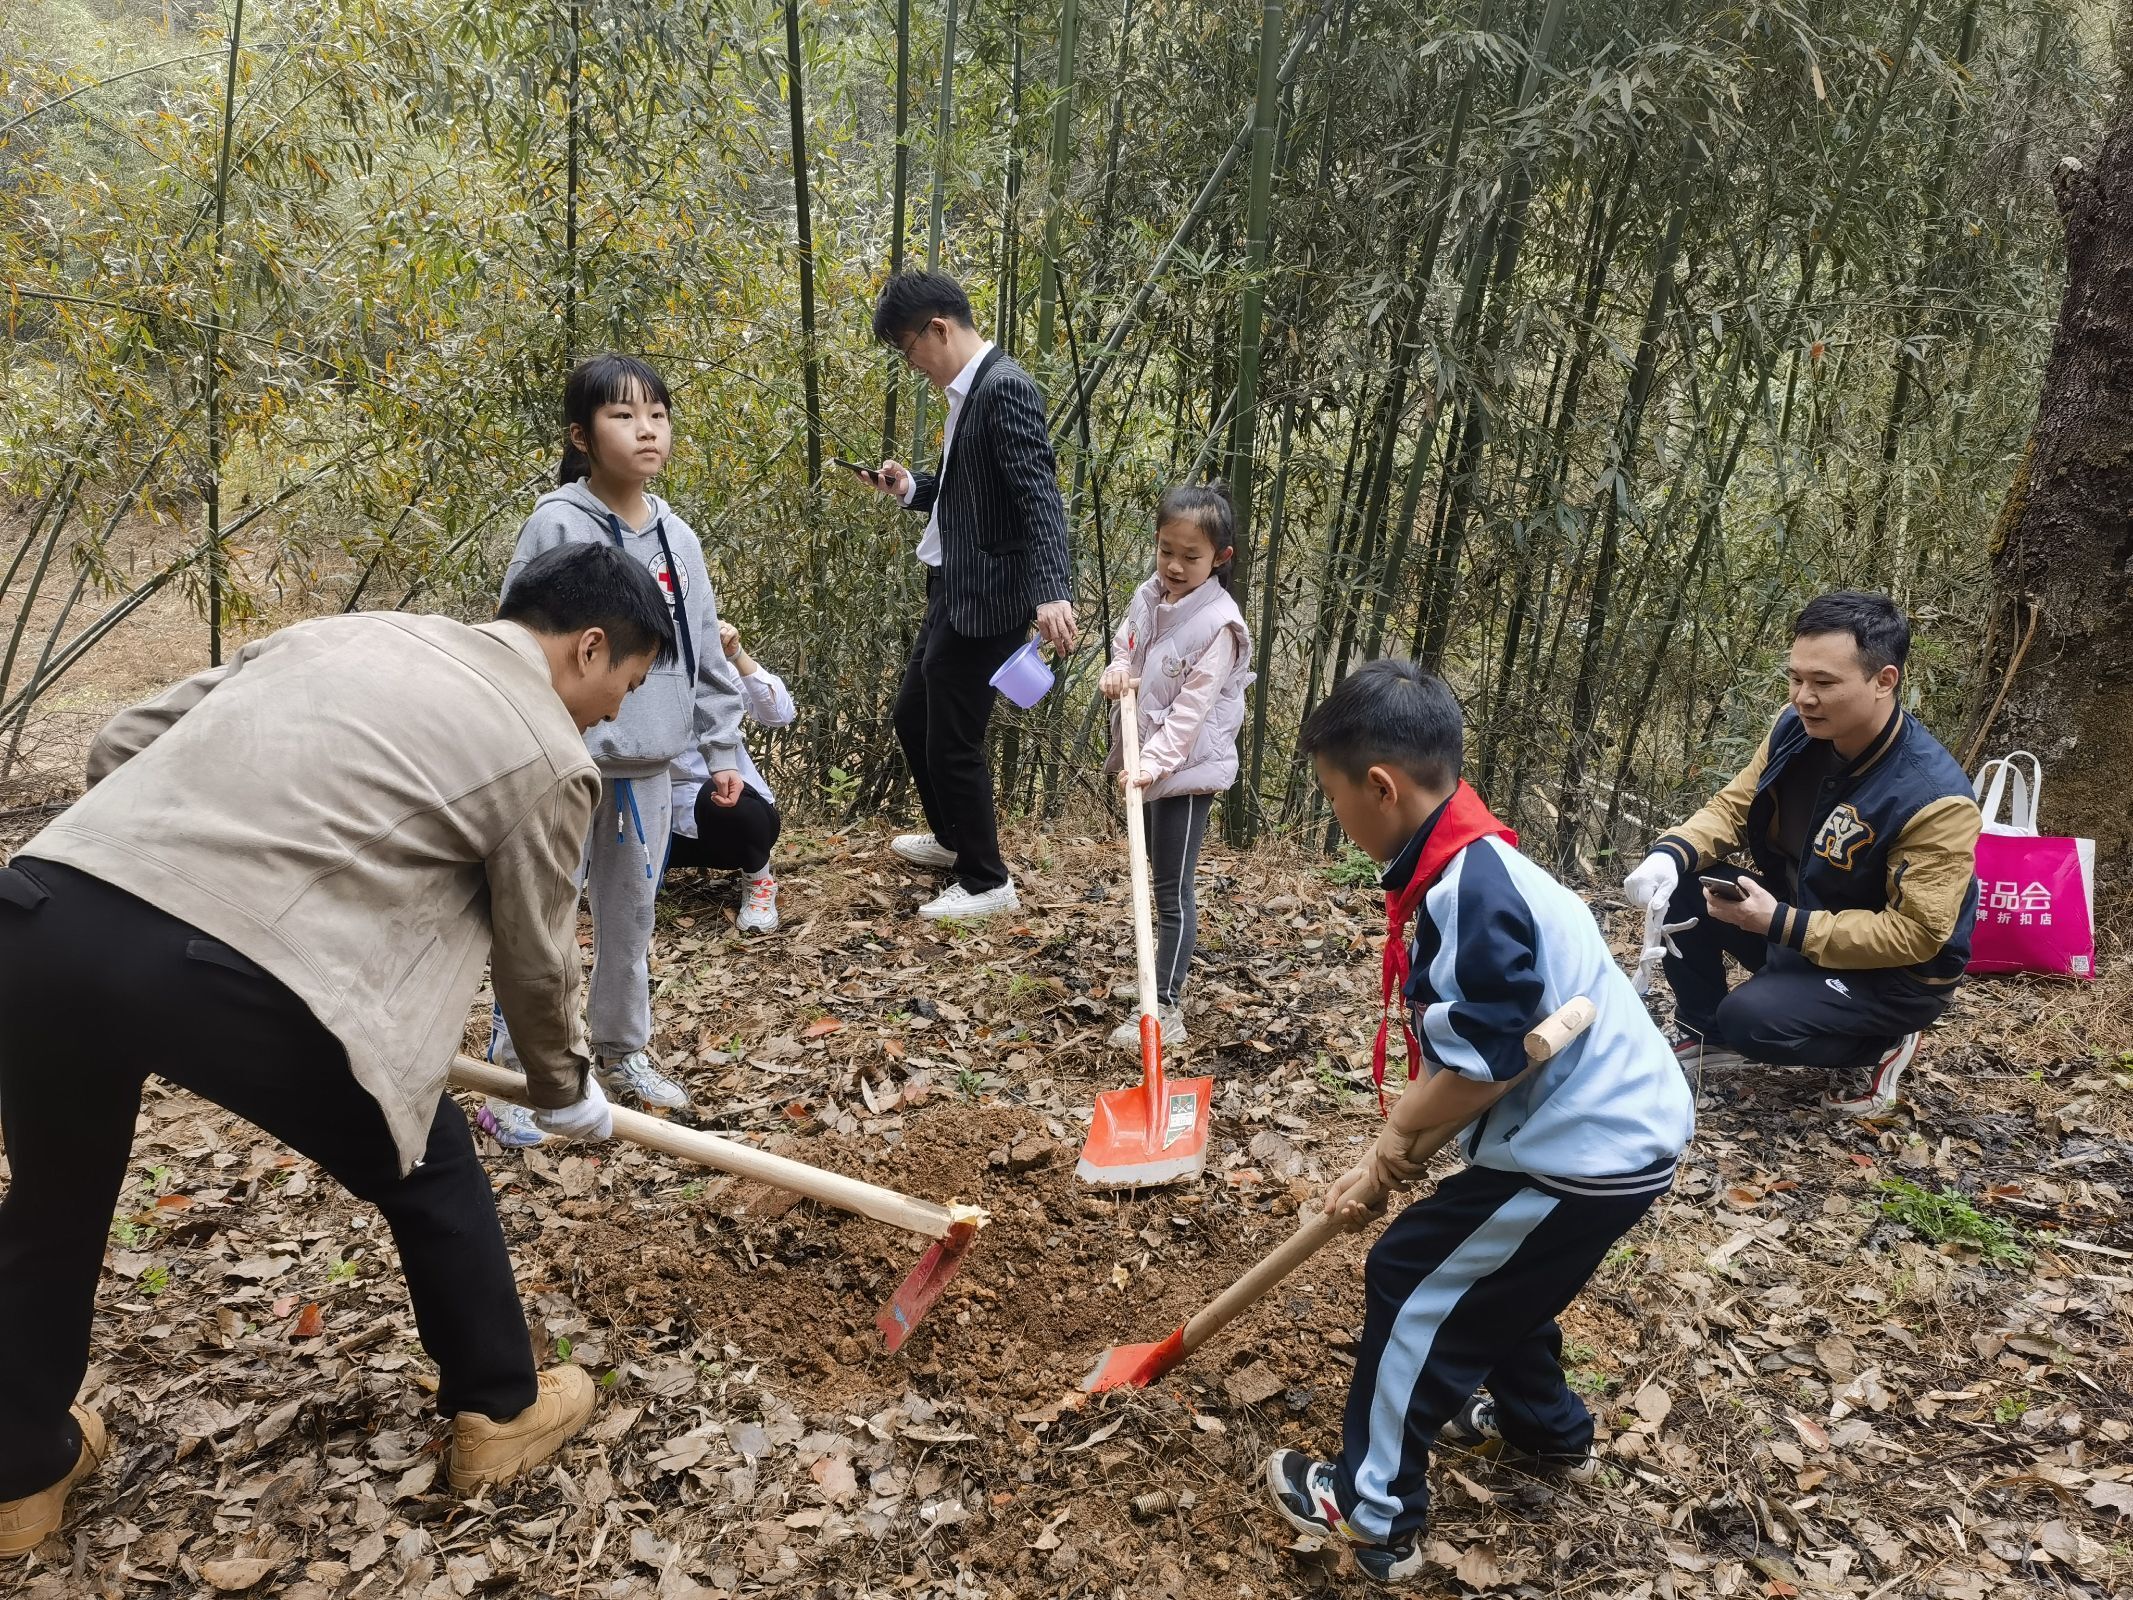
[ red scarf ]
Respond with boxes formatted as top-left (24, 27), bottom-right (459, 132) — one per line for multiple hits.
top-left (1373, 782), bottom-right (1518, 1111)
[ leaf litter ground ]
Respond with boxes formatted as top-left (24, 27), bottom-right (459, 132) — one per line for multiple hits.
top-left (3, 820), bottom-right (2131, 1599)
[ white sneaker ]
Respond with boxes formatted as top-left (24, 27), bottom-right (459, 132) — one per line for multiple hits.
top-left (478, 1098), bottom-right (546, 1148)
top-left (737, 872), bottom-right (780, 933)
top-left (918, 881), bottom-right (1020, 921)
top-left (1108, 1005), bottom-right (1187, 1052)
top-left (1822, 1032), bottom-right (1919, 1118)
top-left (596, 1049), bottom-right (690, 1111)
top-left (891, 833), bottom-right (958, 870)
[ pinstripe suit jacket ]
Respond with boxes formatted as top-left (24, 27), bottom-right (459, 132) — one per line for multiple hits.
top-left (906, 349), bottom-right (1073, 638)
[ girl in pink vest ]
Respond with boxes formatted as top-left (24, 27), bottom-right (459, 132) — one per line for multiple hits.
top-left (1100, 484), bottom-right (1255, 1052)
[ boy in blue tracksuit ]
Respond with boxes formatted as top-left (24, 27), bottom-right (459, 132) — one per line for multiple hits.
top-left (1265, 660), bottom-right (1694, 1584)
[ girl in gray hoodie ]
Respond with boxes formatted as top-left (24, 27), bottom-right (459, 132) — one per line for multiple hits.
top-left (484, 355), bottom-right (745, 1144)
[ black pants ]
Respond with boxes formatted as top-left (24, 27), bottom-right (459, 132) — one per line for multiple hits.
top-left (1148, 792), bottom-right (1213, 1005)
top-left (664, 784), bottom-right (780, 876)
top-left (891, 576), bottom-right (1028, 893)
top-left (1331, 1164), bottom-right (1658, 1545)
top-left (0, 858), bottom-right (536, 1498)
top-left (1662, 866), bottom-right (1951, 1069)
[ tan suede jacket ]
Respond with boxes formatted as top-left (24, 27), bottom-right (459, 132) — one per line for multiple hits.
top-left (24, 614), bottom-right (600, 1172)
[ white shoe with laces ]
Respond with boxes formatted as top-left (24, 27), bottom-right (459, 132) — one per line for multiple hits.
top-left (596, 1049), bottom-right (690, 1111)
top-left (891, 833), bottom-right (958, 870)
top-left (1822, 1032), bottom-right (1919, 1118)
top-left (1108, 1005), bottom-right (1187, 1052)
top-left (737, 872), bottom-right (780, 933)
top-left (478, 1098), bottom-right (547, 1148)
top-left (918, 881), bottom-right (1020, 921)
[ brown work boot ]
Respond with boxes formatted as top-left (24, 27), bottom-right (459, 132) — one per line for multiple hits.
top-left (0, 1405), bottom-right (108, 1557)
top-left (447, 1367), bottom-right (596, 1493)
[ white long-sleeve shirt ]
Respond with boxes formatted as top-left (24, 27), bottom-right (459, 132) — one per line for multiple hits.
top-left (669, 664), bottom-right (796, 833)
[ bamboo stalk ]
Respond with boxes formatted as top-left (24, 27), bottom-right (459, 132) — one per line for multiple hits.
top-left (783, 0), bottom-right (823, 486)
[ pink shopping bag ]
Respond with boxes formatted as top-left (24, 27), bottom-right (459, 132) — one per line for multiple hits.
top-left (1967, 752), bottom-right (2097, 980)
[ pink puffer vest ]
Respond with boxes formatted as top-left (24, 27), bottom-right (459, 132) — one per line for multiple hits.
top-left (1106, 574), bottom-right (1255, 799)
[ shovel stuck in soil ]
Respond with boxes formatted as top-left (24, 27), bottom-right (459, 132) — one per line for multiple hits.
top-left (1079, 997), bottom-right (1598, 1391)
top-left (1075, 683), bottom-right (1213, 1189)
top-left (451, 1056), bottom-right (987, 1351)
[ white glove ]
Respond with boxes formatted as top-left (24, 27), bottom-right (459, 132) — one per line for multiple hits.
top-left (1623, 851), bottom-right (1679, 911)
top-left (534, 1075), bottom-right (613, 1141)
top-left (1630, 901), bottom-right (1700, 996)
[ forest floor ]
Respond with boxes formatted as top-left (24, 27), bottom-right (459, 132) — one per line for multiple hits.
top-left (1, 816), bottom-right (2130, 1600)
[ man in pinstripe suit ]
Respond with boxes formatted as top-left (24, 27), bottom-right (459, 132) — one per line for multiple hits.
top-left (860, 271), bottom-right (1077, 921)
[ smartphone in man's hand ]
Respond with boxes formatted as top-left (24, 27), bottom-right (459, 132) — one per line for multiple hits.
top-left (1699, 875), bottom-right (1749, 902)
top-left (829, 456), bottom-right (877, 483)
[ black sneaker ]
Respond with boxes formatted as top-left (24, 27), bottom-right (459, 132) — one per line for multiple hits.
top-left (1263, 1449), bottom-right (1425, 1584)
top-left (1440, 1395), bottom-right (1600, 1484)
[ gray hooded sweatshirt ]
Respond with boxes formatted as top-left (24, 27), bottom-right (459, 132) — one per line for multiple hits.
top-left (501, 481), bottom-right (744, 775)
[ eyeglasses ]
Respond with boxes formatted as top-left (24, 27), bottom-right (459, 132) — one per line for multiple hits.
top-left (895, 323), bottom-right (934, 367)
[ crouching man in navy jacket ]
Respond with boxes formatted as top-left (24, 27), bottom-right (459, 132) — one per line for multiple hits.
top-left (1623, 591), bottom-right (1981, 1118)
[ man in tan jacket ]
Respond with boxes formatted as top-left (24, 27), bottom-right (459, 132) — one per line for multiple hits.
top-left (0, 543), bottom-right (668, 1556)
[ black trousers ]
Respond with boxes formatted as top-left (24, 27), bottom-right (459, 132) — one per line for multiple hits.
top-left (1332, 1164), bottom-right (1658, 1545)
top-left (0, 858), bottom-right (536, 1498)
top-left (1662, 865), bottom-right (1951, 1069)
top-left (664, 784), bottom-right (781, 876)
top-left (891, 575), bottom-right (1028, 893)
top-left (1148, 792), bottom-right (1213, 1005)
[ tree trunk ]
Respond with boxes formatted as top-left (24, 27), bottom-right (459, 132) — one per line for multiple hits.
top-left (1970, 100), bottom-right (2133, 910)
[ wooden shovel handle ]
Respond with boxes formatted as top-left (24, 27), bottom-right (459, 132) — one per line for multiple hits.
top-left (1179, 1204), bottom-right (1347, 1358)
top-left (450, 1055), bottom-right (957, 1240)
top-left (1118, 682), bottom-right (1160, 1024)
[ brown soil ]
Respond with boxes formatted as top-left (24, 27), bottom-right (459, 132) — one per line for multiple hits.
top-left (3, 775), bottom-right (2130, 1598)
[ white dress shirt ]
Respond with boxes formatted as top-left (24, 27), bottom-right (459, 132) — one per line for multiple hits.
top-left (904, 339), bottom-right (995, 567)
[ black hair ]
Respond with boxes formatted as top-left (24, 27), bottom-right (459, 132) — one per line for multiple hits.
top-left (1298, 658), bottom-right (1464, 790)
top-left (871, 270), bottom-right (976, 345)
top-left (1793, 589), bottom-right (1910, 678)
top-left (1156, 482), bottom-right (1238, 591)
top-left (497, 542), bottom-right (679, 668)
top-left (558, 354), bottom-right (673, 486)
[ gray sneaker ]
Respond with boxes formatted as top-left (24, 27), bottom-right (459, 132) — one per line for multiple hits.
top-left (596, 1049), bottom-right (690, 1111)
top-left (1108, 1004), bottom-right (1187, 1052)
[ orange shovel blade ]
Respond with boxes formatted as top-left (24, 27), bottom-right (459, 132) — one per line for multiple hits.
top-left (876, 1218), bottom-right (980, 1351)
top-left (1080, 1326), bottom-right (1187, 1392)
top-left (1075, 1073), bottom-right (1212, 1188)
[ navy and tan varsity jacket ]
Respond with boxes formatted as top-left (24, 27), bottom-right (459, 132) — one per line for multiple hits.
top-left (1651, 707), bottom-right (1981, 985)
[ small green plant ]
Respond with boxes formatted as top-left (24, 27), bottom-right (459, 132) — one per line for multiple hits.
top-left (555, 1335), bottom-right (574, 1360)
top-left (678, 1180), bottom-right (705, 1201)
top-left (1006, 971), bottom-right (1044, 1002)
top-left (1323, 842), bottom-right (1378, 889)
top-left (1309, 1052), bottom-right (1350, 1103)
top-left (1568, 1366), bottom-right (1615, 1397)
top-left (1994, 1390), bottom-right (2029, 1424)
top-left (328, 1257), bottom-right (359, 1286)
top-left (1877, 1178), bottom-right (2030, 1265)
top-left (955, 1067), bottom-right (984, 1099)
top-left (141, 1263), bottom-right (172, 1296)
top-left (110, 1216), bottom-right (144, 1248)
top-left (1604, 1243), bottom-right (1639, 1272)
top-left (824, 765), bottom-right (859, 813)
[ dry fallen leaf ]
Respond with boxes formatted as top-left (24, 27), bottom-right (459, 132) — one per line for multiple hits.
top-left (1634, 1380), bottom-right (1673, 1428)
top-left (200, 1558), bottom-right (279, 1592)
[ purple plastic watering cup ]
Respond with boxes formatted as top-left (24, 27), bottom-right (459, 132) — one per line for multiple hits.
top-left (989, 638), bottom-right (1054, 709)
